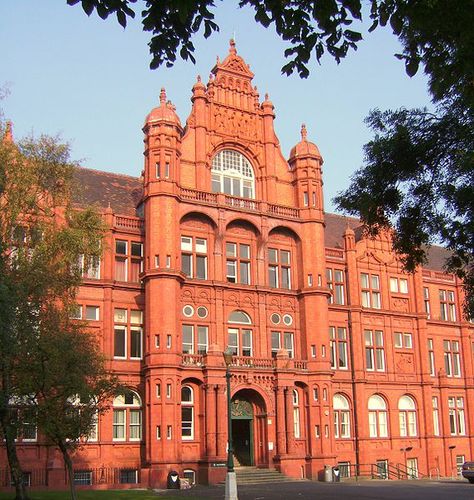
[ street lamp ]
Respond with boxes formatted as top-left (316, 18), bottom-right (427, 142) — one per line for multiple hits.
top-left (223, 347), bottom-right (238, 500)
top-left (448, 445), bottom-right (456, 479)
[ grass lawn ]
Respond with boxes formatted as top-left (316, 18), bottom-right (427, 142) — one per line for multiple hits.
top-left (0, 490), bottom-right (182, 500)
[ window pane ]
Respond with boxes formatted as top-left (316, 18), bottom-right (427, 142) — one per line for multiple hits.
top-left (268, 265), bottom-right (278, 287)
top-left (114, 328), bottom-right (126, 357)
top-left (116, 240), bottom-right (127, 254)
top-left (240, 261), bottom-right (250, 285)
top-left (130, 328), bottom-right (142, 358)
top-left (181, 237), bottom-right (192, 251)
top-left (197, 326), bottom-right (208, 354)
top-left (181, 254), bottom-right (192, 277)
top-left (280, 251), bottom-right (290, 265)
top-left (85, 306), bottom-right (99, 321)
top-left (242, 330), bottom-right (252, 356)
top-left (115, 257), bottom-right (127, 281)
top-left (281, 267), bottom-right (291, 289)
top-left (182, 325), bottom-right (193, 354)
top-left (361, 273), bottom-right (369, 288)
top-left (239, 244), bottom-right (250, 259)
top-left (196, 255), bottom-right (207, 279)
top-left (226, 242), bottom-right (236, 257)
top-left (268, 248), bottom-right (278, 263)
top-left (130, 310), bottom-right (143, 324)
top-left (195, 238), bottom-right (207, 253)
top-left (131, 242), bottom-right (142, 257)
top-left (227, 260), bottom-right (237, 282)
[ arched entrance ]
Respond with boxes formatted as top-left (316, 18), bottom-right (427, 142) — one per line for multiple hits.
top-left (231, 389), bottom-right (268, 467)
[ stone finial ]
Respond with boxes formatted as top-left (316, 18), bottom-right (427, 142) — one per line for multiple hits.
top-left (265, 93), bottom-right (269, 100)
top-left (301, 123), bottom-right (307, 141)
top-left (4, 120), bottom-right (13, 142)
top-left (160, 87), bottom-right (167, 104)
top-left (197, 75), bottom-right (201, 83)
top-left (216, 55), bottom-right (220, 64)
top-left (229, 38), bottom-right (236, 54)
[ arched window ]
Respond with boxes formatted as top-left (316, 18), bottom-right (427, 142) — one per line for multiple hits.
top-left (368, 395), bottom-right (388, 438)
top-left (113, 391), bottom-right (142, 441)
top-left (398, 395), bottom-right (417, 437)
top-left (181, 386), bottom-right (194, 440)
top-left (228, 311), bottom-right (252, 356)
top-left (211, 150), bottom-right (255, 199)
top-left (293, 389), bottom-right (301, 438)
top-left (333, 394), bottom-right (351, 438)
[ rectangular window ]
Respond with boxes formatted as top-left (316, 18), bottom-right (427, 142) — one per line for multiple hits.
top-left (440, 289), bottom-right (456, 321)
top-left (329, 327), bottom-right (348, 369)
top-left (361, 273), bottom-right (381, 309)
top-left (182, 325), bottom-right (208, 354)
top-left (74, 471), bottom-right (92, 486)
top-left (120, 469), bottom-right (138, 484)
top-left (326, 268), bottom-right (345, 305)
top-left (394, 332), bottom-right (412, 349)
top-left (271, 331), bottom-right (294, 358)
top-left (444, 340), bottom-right (461, 377)
top-left (129, 410), bottom-right (142, 440)
top-left (432, 397), bottom-right (440, 436)
top-left (79, 254), bottom-right (101, 279)
top-left (114, 308), bottom-right (143, 360)
top-left (70, 304), bottom-right (82, 320)
top-left (113, 409), bottom-right (126, 440)
top-left (114, 326), bottom-right (126, 358)
top-left (423, 287), bottom-right (431, 318)
top-left (115, 240), bottom-right (142, 282)
top-left (390, 277), bottom-right (408, 293)
top-left (268, 248), bottom-right (291, 289)
top-left (428, 339), bottom-right (435, 376)
top-left (181, 236), bottom-right (208, 280)
top-left (365, 330), bottom-right (385, 371)
top-left (448, 397), bottom-right (465, 435)
top-left (226, 242), bottom-right (251, 284)
top-left (181, 407), bottom-right (193, 439)
top-left (85, 305), bottom-right (99, 321)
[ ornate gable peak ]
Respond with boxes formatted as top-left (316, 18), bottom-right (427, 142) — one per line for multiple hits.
top-left (211, 39), bottom-right (254, 80)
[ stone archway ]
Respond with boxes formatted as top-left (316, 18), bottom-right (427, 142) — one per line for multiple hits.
top-left (231, 389), bottom-right (268, 467)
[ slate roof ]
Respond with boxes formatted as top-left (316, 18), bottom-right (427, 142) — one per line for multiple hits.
top-left (72, 167), bottom-right (449, 272)
top-left (73, 167), bottom-right (143, 216)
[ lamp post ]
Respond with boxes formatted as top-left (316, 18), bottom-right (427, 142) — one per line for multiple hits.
top-left (223, 347), bottom-right (238, 500)
top-left (448, 445), bottom-right (456, 479)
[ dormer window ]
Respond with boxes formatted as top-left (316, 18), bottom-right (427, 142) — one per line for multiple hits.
top-left (211, 150), bottom-right (254, 199)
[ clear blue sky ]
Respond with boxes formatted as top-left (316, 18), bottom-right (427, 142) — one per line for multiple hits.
top-left (0, 1), bottom-right (432, 212)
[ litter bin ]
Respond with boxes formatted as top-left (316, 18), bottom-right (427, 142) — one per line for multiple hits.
top-left (324, 465), bottom-right (333, 482)
top-left (167, 471), bottom-right (180, 489)
top-left (333, 466), bottom-right (340, 482)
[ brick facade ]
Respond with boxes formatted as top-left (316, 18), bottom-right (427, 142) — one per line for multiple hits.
top-left (2, 41), bottom-right (473, 490)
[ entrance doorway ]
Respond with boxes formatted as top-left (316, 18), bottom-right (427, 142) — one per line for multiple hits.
top-left (232, 418), bottom-right (253, 465)
top-left (230, 389), bottom-right (268, 468)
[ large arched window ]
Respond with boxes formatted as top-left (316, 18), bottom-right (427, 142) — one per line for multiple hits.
top-left (181, 386), bottom-right (194, 440)
top-left (113, 391), bottom-right (142, 441)
top-left (398, 395), bottom-right (417, 437)
top-left (228, 310), bottom-right (252, 356)
top-left (368, 395), bottom-right (388, 438)
top-left (333, 394), bottom-right (351, 438)
top-left (211, 150), bottom-right (255, 199)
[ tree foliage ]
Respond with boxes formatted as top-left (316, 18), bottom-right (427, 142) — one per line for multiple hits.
top-left (0, 123), bottom-right (113, 499)
top-left (67, 1), bottom-right (473, 313)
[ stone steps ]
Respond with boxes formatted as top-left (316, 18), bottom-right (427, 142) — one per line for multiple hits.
top-left (235, 466), bottom-right (300, 484)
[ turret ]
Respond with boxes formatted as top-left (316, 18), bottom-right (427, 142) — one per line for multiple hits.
top-left (142, 88), bottom-right (183, 189)
top-left (289, 124), bottom-right (324, 219)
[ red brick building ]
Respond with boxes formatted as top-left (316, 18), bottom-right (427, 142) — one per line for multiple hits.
top-left (2, 41), bottom-right (473, 490)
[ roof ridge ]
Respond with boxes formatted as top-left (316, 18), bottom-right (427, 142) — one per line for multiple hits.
top-left (75, 165), bottom-right (140, 181)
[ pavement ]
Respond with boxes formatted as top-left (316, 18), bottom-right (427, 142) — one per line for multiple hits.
top-left (154, 478), bottom-right (473, 500)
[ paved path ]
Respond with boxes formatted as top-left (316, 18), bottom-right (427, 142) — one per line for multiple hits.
top-left (156, 479), bottom-right (473, 500)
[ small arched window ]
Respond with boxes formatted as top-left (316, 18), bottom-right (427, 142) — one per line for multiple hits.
top-left (398, 395), bottom-right (417, 437)
top-left (211, 150), bottom-right (255, 199)
top-left (368, 395), bottom-right (388, 438)
top-left (181, 385), bottom-right (194, 440)
top-left (113, 391), bottom-right (142, 441)
top-left (228, 311), bottom-right (252, 356)
top-left (333, 394), bottom-right (351, 438)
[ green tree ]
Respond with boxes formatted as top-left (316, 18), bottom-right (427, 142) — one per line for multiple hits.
top-left (0, 123), bottom-right (108, 499)
top-left (18, 307), bottom-right (119, 500)
top-left (67, 0), bottom-right (473, 315)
